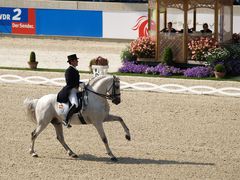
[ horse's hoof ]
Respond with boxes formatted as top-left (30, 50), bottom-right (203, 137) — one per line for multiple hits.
top-left (68, 151), bottom-right (78, 158)
top-left (71, 154), bottom-right (78, 158)
top-left (32, 153), bottom-right (38, 158)
top-left (111, 157), bottom-right (118, 162)
top-left (125, 135), bottom-right (131, 141)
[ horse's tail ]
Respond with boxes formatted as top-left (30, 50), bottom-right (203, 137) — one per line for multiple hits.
top-left (23, 98), bottom-right (39, 124)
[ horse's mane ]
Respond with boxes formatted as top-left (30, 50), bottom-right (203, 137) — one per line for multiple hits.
top-left (88, 75), bottom-right (114, 86)
top-left (88, 75), bottom-right (109, 87)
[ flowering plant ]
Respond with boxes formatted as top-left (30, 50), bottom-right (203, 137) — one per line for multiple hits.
top-left (89, 56), bottom-right (108, 66)
top-left (120, 46), bottom-right (137, 62)
top-left (89, 56), bottom-right (108, 72)
top-left (188, 37), bottom-right (218, 61)
top-left (183, 66), bottom-right (213, 78)
top-left (118, 61), bottom-right (182, 76)
top-left (205, 47), bottom-right (230, 65)
top-left (225, 44), bottom-right (240, 60)
top-left (118, 61), bottom-right (215, 78)
top-left (130, 36), bottom-right (156, 58)
top-left (118, 61), bottom-right (149, 74)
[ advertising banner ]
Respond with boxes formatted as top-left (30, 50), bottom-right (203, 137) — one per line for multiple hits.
top-left (0, 7), bottom-right (102, 37)
top-left (0, 7), bottom-right (36, 34)
top-left (103, 12), bottom-right (147, 39)
top-left (36, 9), bottom-right (102, 37)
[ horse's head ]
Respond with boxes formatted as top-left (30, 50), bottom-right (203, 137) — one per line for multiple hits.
top-left (106, 75), bottom-right (121, 105)
top-left (88, 75), bottom-right (121, 105)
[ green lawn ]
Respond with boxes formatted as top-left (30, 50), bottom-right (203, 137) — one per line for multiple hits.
top-left (1, 66), bottom-right (239, 82)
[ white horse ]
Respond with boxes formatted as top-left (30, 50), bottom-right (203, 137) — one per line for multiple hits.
top-left (23, 75), bottom-right (131, 161)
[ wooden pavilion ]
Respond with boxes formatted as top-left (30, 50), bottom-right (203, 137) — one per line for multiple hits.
top-left (148, 0), bottom-right (233, 63)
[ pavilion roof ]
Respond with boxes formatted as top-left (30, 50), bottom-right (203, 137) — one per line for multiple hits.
top-left (156, 0), bottom-right (232, 10)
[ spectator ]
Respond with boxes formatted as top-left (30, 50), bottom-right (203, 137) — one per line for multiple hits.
top-left (200, 23), bottom-right (212, 33)
top-left (161, 22), bottom-right (177, 33)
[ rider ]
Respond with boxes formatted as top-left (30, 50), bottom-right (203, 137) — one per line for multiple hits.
top-left (57, 54), bottom-right (81, 128)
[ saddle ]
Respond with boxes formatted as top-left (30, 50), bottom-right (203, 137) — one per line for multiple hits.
top-left (57, 86), bottom-right (88, 123)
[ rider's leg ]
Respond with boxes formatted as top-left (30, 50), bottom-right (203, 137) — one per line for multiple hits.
top-left (63, 88), bottom-right (79, 128)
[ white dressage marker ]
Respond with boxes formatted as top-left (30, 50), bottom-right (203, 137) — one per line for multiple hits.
top-left (1, 74), bottom-right (240, 97)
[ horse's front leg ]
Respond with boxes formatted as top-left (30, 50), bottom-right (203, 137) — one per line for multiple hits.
top-left (51, 119), bottom-right (78, 158)
top-left (93, 122), bottom-right (118, 162)
top-left (104, 114), bottom-right (131, 141)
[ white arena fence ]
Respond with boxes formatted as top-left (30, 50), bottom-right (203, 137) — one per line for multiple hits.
top-left (1, 74), bottom-right (240, 97)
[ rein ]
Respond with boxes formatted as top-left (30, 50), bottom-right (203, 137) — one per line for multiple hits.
top-left (85, 76), bottom-right (120, 100)
top-left (85, 87), bottom-right (113, 100)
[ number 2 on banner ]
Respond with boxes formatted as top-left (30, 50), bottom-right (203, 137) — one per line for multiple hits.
top-left (12, 8), bottom-right (21, 21)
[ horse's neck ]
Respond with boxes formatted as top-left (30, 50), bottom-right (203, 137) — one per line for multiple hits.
top-left (89, 76), bottom-right (111, 94)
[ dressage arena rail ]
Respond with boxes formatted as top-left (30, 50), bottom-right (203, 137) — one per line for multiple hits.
top-left (1, 74), bottom-right (240, 97)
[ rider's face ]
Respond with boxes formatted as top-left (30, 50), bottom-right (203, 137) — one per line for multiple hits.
top-left (71, 59), bottom-right (78, 67)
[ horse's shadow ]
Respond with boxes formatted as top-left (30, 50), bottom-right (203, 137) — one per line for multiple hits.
top-left (51, 154), bottom-right (215, 166)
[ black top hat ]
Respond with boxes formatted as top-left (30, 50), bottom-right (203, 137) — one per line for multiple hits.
top-left (67, 54), bottom-right (79, 62)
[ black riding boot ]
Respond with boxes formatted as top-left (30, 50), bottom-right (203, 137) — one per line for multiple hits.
top-left (63, 104), bottom-right (77, 128)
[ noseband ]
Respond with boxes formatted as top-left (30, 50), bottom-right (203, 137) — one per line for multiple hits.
top-left (86, 76), bottom-right (120, 100)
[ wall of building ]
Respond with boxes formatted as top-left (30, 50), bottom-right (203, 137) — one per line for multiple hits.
top-left (0, 0), bottom-right (147, 39)
top-left (0, 1), bottom-right (240, 40)
top-left (0, 0), bottom-right (148, 11)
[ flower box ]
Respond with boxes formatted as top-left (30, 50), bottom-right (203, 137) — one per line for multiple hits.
top-left (89, 56), bottom-right (109, 77)
top-left (214, 71), bottom-right (226, 78)
top-left (137, 57), bottom-right (156, 62)
top-left (91, 65), bottom-right (109, 77)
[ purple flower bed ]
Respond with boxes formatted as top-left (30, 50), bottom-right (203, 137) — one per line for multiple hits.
top-left (119, 61), bottom-right (214, 78)
top-left (145, 64), bottom-right (183, 76)
top-left (118, 61), bottom-right (148, 73)
top-left (183, 66), bottom-right (213, 78)
top-left (119, 61), bottom-right (183, 76)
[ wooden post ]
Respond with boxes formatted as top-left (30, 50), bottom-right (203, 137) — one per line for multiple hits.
top-left (231, 3), bottom-right (233, 36)
top-left (193, 8), bottom-right (196, 32)
top-left (164, 8), bottom-right (167, 29)
top-left (148, 0), bottom-right (151, 31)
top-left (156, 0), bottom-right (160, 61)
top-left (183, 0), bottom-right (188, 62)
top-left (214, 0), bottom-right (219, 41)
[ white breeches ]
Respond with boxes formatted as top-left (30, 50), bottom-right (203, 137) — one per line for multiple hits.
top-left (69, 88), bottom-right (79, 107)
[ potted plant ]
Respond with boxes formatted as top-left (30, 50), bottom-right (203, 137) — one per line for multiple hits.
top-left (129, 36), bottom-right (156, 61)
top-left (214, 64), bottom-right (226, 78)
top-left (89, 56), bottom-right (109, 77)
top-left (28, 51), bottom-right (38, 69)
top-left (162, 47), bottom-right (173, 65)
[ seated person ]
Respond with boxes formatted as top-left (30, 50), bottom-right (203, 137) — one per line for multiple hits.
top-left (161, 22), bottom-right (177, 33)
top-left (200, 23), bottom-right (212, 33)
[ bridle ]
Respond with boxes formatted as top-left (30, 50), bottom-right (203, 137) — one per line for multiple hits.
top-left (86, 75), bottom-right (120, 101)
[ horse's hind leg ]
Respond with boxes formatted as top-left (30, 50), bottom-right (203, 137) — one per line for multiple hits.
top-left (29, 123), bottom-right (48, 157)
top-left (51, 118), bottom-right (78, 158)
top-left (93, 122), bottom-right (118, 162)
top-left (30, 129), bottom-right (38, 157)
top-left (104, 114), bottom-right (131, 141)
